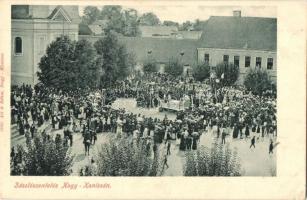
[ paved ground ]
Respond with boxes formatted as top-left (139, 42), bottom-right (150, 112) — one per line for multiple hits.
top-left (11, 98), bottom-right (277, 176)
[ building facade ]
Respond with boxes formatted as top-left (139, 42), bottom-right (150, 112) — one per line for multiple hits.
top-left (11, 7), bottom-right (277, 85)
top-left (197, 11), bottom-right (277, 82)
top-left (11, 5), bottom-right (80, 85)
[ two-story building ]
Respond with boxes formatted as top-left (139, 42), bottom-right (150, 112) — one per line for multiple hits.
top-left (197, 11), bottom-right (277, 82)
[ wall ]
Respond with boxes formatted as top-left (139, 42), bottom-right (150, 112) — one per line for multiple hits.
top-left (11, 20), bottom-right (34, 85)
top-left (197, 47), bottom-right (277, 83)
top-left (11, 19), bottom-right (79, 85)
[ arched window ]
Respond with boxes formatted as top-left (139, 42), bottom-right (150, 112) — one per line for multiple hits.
top-left (15, 37), bottom-right (22, 54)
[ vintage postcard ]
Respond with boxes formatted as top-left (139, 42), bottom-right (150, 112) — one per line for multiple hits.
top-left (0, 0), bottom-right (306, 199)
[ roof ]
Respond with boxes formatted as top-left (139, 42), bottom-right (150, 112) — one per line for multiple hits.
top-left (199, 16), bottom-right (277, 51)
top-left (176, 31), bottom-right (202, 39)
top-left (11, 5), bottom-right (81, 23)
top-left (78, 35), bottom-right (198, 65)
top-left (88, 25), bottom-right (104, 35)
top-left (11, 5), bottom-right (30, 19)
top-left (87, 20), bottom-right (108, 35)
top-left (79, 24), bottom-right (93, 35)
top-left (139, 25), bottom-right (178, 38)
top-left (118, 37), bottom-right (198, 65)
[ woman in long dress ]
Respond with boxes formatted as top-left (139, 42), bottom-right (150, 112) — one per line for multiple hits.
top-left (116, 117), bottom-right (123, 138)
top-left (232, 123), bottom-right (239, 139)
top-left (245, 124), bottom-right (250, 138)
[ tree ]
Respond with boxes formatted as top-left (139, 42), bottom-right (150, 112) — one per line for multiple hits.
top-left (193, 62), bottom-right (210, 82)
top-left (122, 9), bottom-right (140, 37)
top-left (184, 140), bottom-right (241, 176)
top-left (139, 12), bottom-right (160, 26)
top-left (74, 39), bottom-right (98, 88)
top-left (82, 6), bottom-right (101, 24)
top-left (165, 58), bottom-right (184, 77)
top-left (12, 133), bottom-right (74, 176)
top-left (179, 21), bottom-right (193, 31)
top-left (215, 62), bottom-right (239, 86)
top-left (38, 36), bottom-right (75, 90)
top-left (101, 6), bottom-right (125, 35)
top-left (163, 20), bottom-right (179, 27)
top-left (143, 59), bottom-right (158, 73)
top-left (37, 36), bottom-right (98, 91)
top-left (244, 68), bottom-right (273, 96)
top-left (193, 19), bottom-right (207, 31)
top-left (94, 31), bottom-right (135, 87)
top-left (95, 137), bottom-right (165, 176)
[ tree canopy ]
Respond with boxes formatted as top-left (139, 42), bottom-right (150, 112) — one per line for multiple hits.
top-left (11, 133), bottom-right (74, 176)
top-left (164, 58), bottom-right (184, 77)
top-left (184, 141), bottom-right (241, 176)
top-left (139, 12), bottom-right (160, 26)
top-left (94, 31), bottom-right (135, 87)
top-left (82, 6), bottom-right (140, 37)
top-left (244, 68), bottom-right (273, 96)
top-left (38, 36), bottom-right (98, 91)
top-left (163, 20), bottom-right (179, 27)
top-left (215, 62), bottom-right (239, 86)
top-left (143, 59), bottom-right (158, 73)
top-left (95, 137), bottom-right (164, 176)
top-left (82, 6), bottom-right (100, 24)
top-left (193, 62), bottom-right (210, 82)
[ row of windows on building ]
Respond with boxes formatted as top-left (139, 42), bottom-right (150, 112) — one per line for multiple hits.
top-left (204, 53), bottom-right (274, 70)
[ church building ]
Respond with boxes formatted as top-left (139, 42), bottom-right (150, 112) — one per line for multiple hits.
top-left (11, 5), bottom-right (80, 85)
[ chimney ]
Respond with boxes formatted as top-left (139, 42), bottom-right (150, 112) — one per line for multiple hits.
top-left (233, 10), bottom-right (241, 17)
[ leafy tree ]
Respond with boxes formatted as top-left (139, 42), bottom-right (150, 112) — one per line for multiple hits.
top-left (95, 137), bottom-right (165, 176)
top-left (193, 62), bottom-right (210, 82)
top-left (38, 36), bottom-right (75, 90)
top-left (244, 68), bottom-right (273, 96)
top-left (38, 36), bottom-right (98, 91)
top-left (82, 6), bottom-right (101, 24)
top-left (101, 6), bottom-right (125, 35)
top-left (184, 140), bottom-right (241, 176)
top-left (163, 20), bottom-right (179, 27)
top-left (94, 31), bottom-right (135, 87)
top-left (12, 133), bottom-right (74, 176)
top-left (74, 39), bottom-right (98, 88)
top-left (179, 20), bottom-right (193, 31)
top-left (193, 19), bottom-right (207, 31)
top-left (143, 59), bottom-right (158, 73)
top-left (165, 58), bottom-right (184, 77)
top-left (215, 62), bottom-right (239, 86)
top-left (139, 12), bottom-right (160, 26)
top-left (122, 9), bottom-right (140, 37)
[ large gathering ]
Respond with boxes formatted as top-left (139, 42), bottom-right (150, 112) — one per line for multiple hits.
top-left (10, 5), bottom-right (277, 176)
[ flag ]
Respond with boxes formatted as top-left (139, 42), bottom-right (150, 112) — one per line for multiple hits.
top-left (221, 73), bottom-right (224, 79)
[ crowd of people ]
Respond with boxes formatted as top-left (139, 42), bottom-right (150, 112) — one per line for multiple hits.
top-left (10, 72), bottom-right (277, 175)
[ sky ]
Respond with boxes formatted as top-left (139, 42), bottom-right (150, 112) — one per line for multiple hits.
top-left (79, 5), bottom-right (276, 23)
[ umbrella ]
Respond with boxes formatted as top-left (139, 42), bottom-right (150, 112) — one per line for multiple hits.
top-left (192, 132), bottom-right (199, 136)
top-left (176, 119), bottom-right (182, 123)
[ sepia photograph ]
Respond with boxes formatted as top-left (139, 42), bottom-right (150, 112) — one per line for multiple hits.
top-left (9, 4), bottom-right (279, 177)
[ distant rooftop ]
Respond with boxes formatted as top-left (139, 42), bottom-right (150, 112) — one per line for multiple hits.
top-left (199, 14), bottom-right (277, 51)
top-left (139, 25), bottom-right (178, 38)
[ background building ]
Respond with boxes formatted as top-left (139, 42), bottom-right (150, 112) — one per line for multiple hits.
top-left (11, 5), bottom-right (80, 85)
top-left (12, 7), bottom-right (277, 85)
top-left (197, 11), bottom-right (277, 82)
